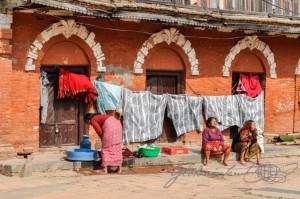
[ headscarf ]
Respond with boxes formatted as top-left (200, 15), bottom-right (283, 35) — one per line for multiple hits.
top-left (239, 120), bottom-right (258, 142)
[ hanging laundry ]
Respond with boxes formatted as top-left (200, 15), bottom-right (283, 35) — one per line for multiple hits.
top-left (94, 81), bottom-right (122, 114)
top-left (58, 69), bottom-right (98, 103)
top-left (203, 95), bottom-right (241, 131)
top-left (256, 127), bottom-right (265, 153)
top-left (166, 95), bottom-right (203, 136)
top-left (236, 91), bottom-right (264, 131)
top-left (236, 76), bottom-right (247, 94)
top-left (203, 92), bottom-right (265, 131)
top-left (40, 70), bottom-right (50, 124)
top-left (122, 89), bottom-right (167, 144)
top-left (237, 74), bottom-right (263, 98)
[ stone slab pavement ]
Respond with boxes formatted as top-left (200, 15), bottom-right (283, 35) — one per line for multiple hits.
top-left (0, 156), bottom-right (300, 199)
top-left (1, 144), bottom-right (299, 176)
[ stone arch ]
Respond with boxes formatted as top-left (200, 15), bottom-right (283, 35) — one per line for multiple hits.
top-left (133, 28), bottom-right (199, 75)
top-left (25, 19), bottom-right (105, 72)
top-left (222, 35), bottom-right (277, 78)
top-left (296, 59), bottom-right (300, 75)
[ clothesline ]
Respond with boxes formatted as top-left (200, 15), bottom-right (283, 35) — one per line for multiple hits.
top-left (39, 70), bottom-right (264, 145)
top-left (93, 80), bottom-right (264, 144)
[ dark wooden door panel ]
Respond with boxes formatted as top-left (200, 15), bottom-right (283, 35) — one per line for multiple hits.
top-left (146, 72), bottom-right (182, 143)
top-left (56, 98), bottom-right (77, 123)
top-left (59, 124), bottom-right (77, 145)
top-left (39, 124), bottom-right (56, 147)
top-left (146, 76), bottom-right (158, 94)
top-left (159, 76), bottom-right (177, 94)
top-left (160, 113), bottom-right (178, 142)
top-left (45, 86), bottom-right (55, 124)
top-left (39, 66), bottom-right (87, 148)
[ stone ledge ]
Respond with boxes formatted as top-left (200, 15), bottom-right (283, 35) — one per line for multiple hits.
top-left (0, 144), bottom-right (17, 160)
top-left (0, 145), bottom-right (299, 177)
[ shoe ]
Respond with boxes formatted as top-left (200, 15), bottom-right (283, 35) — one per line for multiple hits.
top-left (159, 168), bottom-right (168, 173)
top-left (92, 170), bottom-right (108, 175)
top-left (239, 161), bottom-right (247, 166)
top-left (256, 161), bottom-right (264, 166)
top-left (222, 162), bottom-right (230, 166)
top-left (116, 171), bottom-right (122, 175)
top-left (122, 148), bottom-right (136, 157)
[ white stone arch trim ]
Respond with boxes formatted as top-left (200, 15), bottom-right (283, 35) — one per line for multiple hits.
top-left (222, 35), bottom-right (277, 78)
top-left (133, 28), bottom-right (199, 75)
top-left (296, 59), bottom-right (300, 75)
top-left (25, 19), bottom-right (105, 72)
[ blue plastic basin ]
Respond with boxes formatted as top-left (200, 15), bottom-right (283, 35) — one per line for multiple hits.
top-left (66, 148), bottom-right (97, 161)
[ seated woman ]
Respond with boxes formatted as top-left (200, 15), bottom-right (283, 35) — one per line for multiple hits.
top-left (233, 120), bottom-right (263, 166)
top-left (201, 117), bottom-right (231, 166)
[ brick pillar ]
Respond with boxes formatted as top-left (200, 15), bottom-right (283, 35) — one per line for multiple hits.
top-left (293, 75), bottom-right (300, 133)
top-left (0, 10), bottom-right (16, 159)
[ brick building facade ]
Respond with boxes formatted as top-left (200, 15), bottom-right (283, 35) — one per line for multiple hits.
top-left (0, 0), bottom-right (300, 154)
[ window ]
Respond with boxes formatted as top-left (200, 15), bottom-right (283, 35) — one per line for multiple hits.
top-left (284, 0), bottom-right (290, 15)
top-left (231, 72), bottom-right (265, 95)
top-left (293, 0), bottom-right (299, 16)
top-left (230, 72), bottom-right (265, 140)
top-left (210, 0), bottom-right (219, 8)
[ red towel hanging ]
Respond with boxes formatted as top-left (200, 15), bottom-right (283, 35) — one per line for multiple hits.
top-left (58, 69), bottom-right (98, 103)
top-left (236, 73), bottom-right (263, 98)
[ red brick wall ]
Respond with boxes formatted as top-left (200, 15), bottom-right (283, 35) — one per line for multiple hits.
top-left (0, 20), bottom-right (13, 146)
top-left (0, 59), bottom-right (12, 144)
top-left (293, 75), bottom-right (300, 133)
top-left (0, 29), bottom-right (12, 55)
top-left (231, 49), bottom-right (265, 73)
top-left (41, 41), bottom-right (90, 66)
top-left (146, 44), bottom-right (186, 71)
top-left (1, 12), bottom-right (300, 151)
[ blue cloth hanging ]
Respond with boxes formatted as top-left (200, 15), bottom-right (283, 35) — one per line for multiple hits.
top-left (93, 81), bottom-right (122, 114)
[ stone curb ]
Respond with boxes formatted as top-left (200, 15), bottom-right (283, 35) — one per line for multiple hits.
top-left (0, 149), bottom-right (299, 177)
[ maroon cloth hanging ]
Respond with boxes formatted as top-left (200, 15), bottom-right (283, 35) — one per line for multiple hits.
top-left (236, 74), bottom-right (263, 98)
top-left (58, 69), bottom-right (98, 103)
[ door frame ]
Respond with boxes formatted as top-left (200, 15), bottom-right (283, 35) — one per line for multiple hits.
top-left (39, 65), bottom-right (89, 147)
top-left (145, 70), bottom-right (185, 94)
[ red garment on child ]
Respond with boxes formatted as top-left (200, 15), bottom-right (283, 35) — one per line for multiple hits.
top-left (237, 74), bottom-right (262, 98)
top-left (58, 69), bottom-right (98, 103)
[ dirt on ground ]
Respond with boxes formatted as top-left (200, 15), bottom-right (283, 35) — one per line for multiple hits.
top-left (1, 157), bottom-right (300, 199)
top-left (76, 165), bottom-right (181, 175)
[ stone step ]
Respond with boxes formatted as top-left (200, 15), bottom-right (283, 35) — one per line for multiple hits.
top-left (0, 144), bottom-right (299, 177)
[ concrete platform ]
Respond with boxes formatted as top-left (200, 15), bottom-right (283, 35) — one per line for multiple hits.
top-left (0, 144), bottom-right (299, 177)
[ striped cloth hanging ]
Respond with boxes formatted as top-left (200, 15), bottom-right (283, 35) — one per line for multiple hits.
top-left (203, 92), bottom-right (264, 131)
top-left (122, 89), bottom-right (167, 144)
top-left (166, 94), bottom-right (204, 136)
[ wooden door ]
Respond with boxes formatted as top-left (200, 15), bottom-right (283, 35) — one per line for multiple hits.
top-left (39, 67), bottom-right (87, 147)
top-left (146, 72), bottom-right (183, 143)
top-left (147, 76), bottom-right (178, 95)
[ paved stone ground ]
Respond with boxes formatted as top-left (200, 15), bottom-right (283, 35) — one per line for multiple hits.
top-left (1, 144), bottom-right (299, 177)
top-left (0, 156), bottom-right (300, 199)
